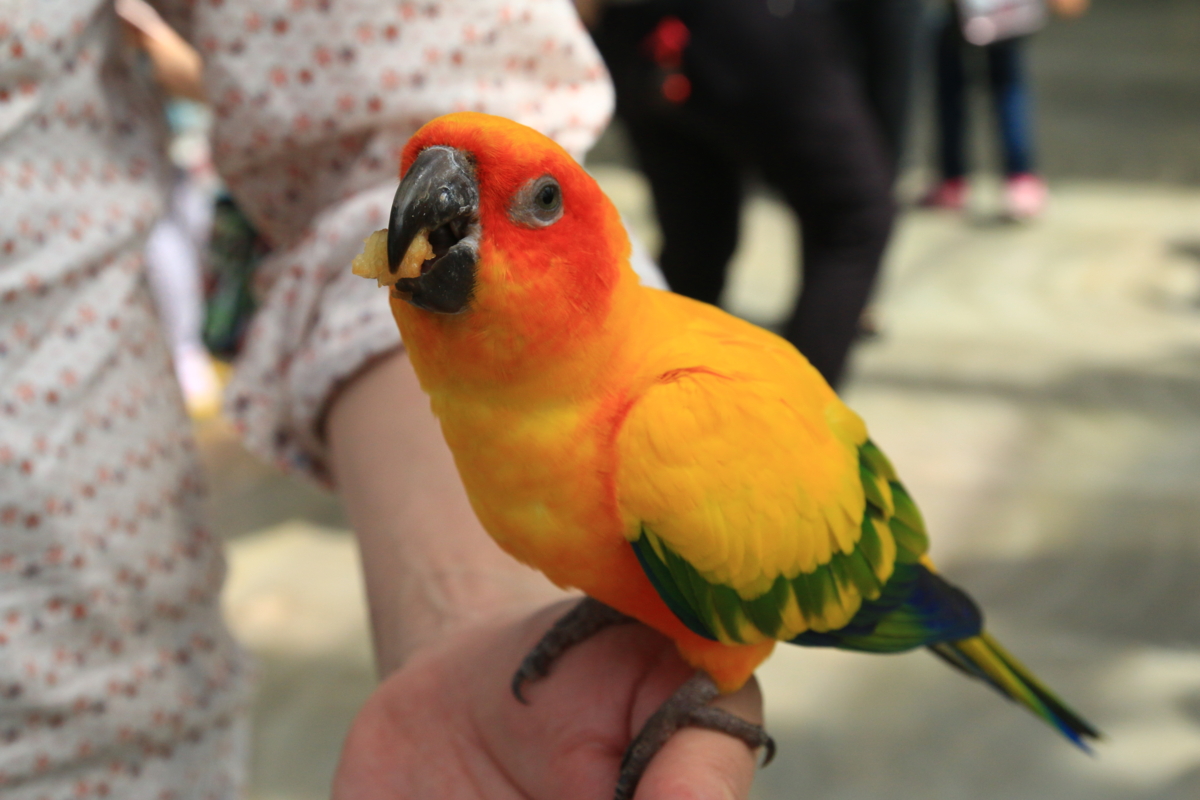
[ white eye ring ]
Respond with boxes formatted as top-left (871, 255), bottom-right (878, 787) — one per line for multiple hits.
top-left (509, 175), bottom-right (564, 228)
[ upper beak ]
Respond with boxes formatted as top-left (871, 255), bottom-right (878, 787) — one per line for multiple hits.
top-left (387, 145), bottom-right (480, 314)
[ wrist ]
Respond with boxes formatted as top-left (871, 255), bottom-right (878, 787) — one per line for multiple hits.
top-left (369, 559), bottom-right (568, 674)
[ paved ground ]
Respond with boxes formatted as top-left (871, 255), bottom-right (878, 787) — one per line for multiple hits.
top-left (1026, 0), bottom-right (1200, 184)
top-left (734, 180), bottom-right (1200, 800)
top-left (203, 164), bottom-right (1200, 799)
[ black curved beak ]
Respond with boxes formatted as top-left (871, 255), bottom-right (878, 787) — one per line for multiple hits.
top-left (388, 146), bottom-right (480, 314)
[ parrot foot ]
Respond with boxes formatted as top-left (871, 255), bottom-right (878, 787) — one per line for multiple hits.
top-left (512, 596), bottom-right (634, 704)
top-left (614, 671), bottom-right (775, 800)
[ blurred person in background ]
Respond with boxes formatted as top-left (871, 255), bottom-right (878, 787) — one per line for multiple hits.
top-left (829, 0), bottom-right (924, 340)
top-left (591, 0), bottom-right (895, 389)
top-left (0, 2), bottom-right (762, 799)
top-left (121, 0), bottom-right (223, 418)
top-left (920, 0), bottom-right (1090, 220)
top-left (142, 126), bottom-right (222, 418)
top-left (833, 0), bottom-right (925, 177)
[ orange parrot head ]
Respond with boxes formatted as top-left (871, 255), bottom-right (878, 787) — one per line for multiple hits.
top-left (354, 112), bottom-right (638, 392)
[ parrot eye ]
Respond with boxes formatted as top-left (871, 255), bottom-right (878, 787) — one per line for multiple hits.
top-left (510, 175), bottom-right (564, 228)
top-left (536, 183), bottom-right (560, 211)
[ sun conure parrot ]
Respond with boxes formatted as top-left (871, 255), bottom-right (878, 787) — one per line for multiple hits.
top-left (351, 112), bottom-right (1099, 799)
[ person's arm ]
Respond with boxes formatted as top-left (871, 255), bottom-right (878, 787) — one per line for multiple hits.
top-left (116, 0), bottom-right (205, 101)
top-left (326, 349), bottom-right (565, 674)
top-left (187, 0), bottom-right (616, 487)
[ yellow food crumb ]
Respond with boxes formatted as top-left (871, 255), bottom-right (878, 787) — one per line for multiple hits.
top-left (351, 229), bottom-right (391, 286)
top-left (397, 231), bottom-right (433, 281)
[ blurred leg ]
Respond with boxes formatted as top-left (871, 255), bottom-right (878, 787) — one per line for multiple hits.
top-left (835, 0), bottom-right (925, 171)
top-left (779, 178), bottom-right (893, 389)
top-left (934, 11), bottom-right (969, 180)
top-left (737, 5), bottom-right (894, 387)
top-left (987, 37), bottom-right (1036, 176)
top-left (625, 118), bottom-right (743, 305)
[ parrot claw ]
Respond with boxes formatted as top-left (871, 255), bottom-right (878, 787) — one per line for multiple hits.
top-left (510, 675), bottom-right (533, 706)
top-left (511, 597), bottom-right (634, 704)
top-left (686, 705), bottom-right (777, 767)
top-left (613, 671), bottom-right (774, 800)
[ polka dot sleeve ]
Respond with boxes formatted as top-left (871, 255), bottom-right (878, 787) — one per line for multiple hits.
top-left (181, 0), bottom-right (614, 483)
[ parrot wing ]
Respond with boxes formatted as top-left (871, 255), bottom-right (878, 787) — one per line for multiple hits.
top-left (612, 314), bottom-right (1098, 747)
top-left (615, 345), bottom-right (933, 646)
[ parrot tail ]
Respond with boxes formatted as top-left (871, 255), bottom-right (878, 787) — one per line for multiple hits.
top-left (929, 632), bottom-right (1101, 751)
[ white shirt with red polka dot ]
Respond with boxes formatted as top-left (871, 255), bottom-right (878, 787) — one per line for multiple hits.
top-left (0, 1), bottom-right (613, 797)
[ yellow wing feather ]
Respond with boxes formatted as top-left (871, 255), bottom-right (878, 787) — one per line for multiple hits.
top-left (615, 291), bottom-right (892, 640)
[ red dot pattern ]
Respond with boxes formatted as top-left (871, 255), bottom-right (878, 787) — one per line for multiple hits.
top-left (190, 0), bottom-right (614, 481)
top-left (1, 2), bottom-right (242, 797)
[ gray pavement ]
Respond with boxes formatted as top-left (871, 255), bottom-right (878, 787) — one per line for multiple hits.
top-left (745, 180), bottom-right (1200, 800)
top-left (218, 522), bottom-right (372, 800)
top-left (1027, 0), bottom-right (1200, 185)
top-left (205, 169), bottom-right (1200, 799)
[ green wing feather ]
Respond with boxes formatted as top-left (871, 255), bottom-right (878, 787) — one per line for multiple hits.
top-left (631, 437), bottom-right (1101, 750)
top-left (631, 440), bottom-right (925, 644)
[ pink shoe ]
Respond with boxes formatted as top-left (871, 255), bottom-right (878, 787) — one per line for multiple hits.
top-left (918, 177), bottom-right (967, 210)
top-left (1004, 173), bottom-right (1047, 220)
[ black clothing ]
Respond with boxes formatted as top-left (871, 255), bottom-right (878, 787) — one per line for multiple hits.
top-left (834, 0), bottom-right (925, 168)
top-left (593, 0), bottom-right (895, 388)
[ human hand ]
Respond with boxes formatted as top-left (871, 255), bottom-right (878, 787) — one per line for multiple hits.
top-left (332, 600), bottom-right (764, 800)
top-left (329, 354), bottom-right (763, 797)
top-left (115, 0), bottom-right (205, 101)
top-left (572, 0), bottom-right (605, 29)
top-left (1049, 0), bottom-right (1089, 19)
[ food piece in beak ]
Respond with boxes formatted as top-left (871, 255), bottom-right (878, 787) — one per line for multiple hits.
top-left (352, 228), bottom-right (438, 287)
top-left (351, 229), bottom-right (392, 286)
top-left (353, 145), bottom-right (480, 313)
top-left (398, 231), bottom-right (434, 280)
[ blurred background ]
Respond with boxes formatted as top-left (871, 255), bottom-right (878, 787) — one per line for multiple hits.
top-left (175, 0), bottom-right (1200, 797)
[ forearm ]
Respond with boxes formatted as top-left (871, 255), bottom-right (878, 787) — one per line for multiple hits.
top-left (327, 349), bottom-right (567, 677)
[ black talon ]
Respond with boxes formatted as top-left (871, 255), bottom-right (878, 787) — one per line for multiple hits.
top-left (613, 671), bottom-right (775, 800)
top-left (510, 605), bottom-right (773, 800)
top-left (510, 597), bottom-right (634, 704)
top-left (686, 704), bottom-right (775, 762)
top-left (760, 733), bottom-right (777, 767)
top-left (511, 674), bottom-right (531, 706)
top-left (511, 651), bottom-right (553, 705)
